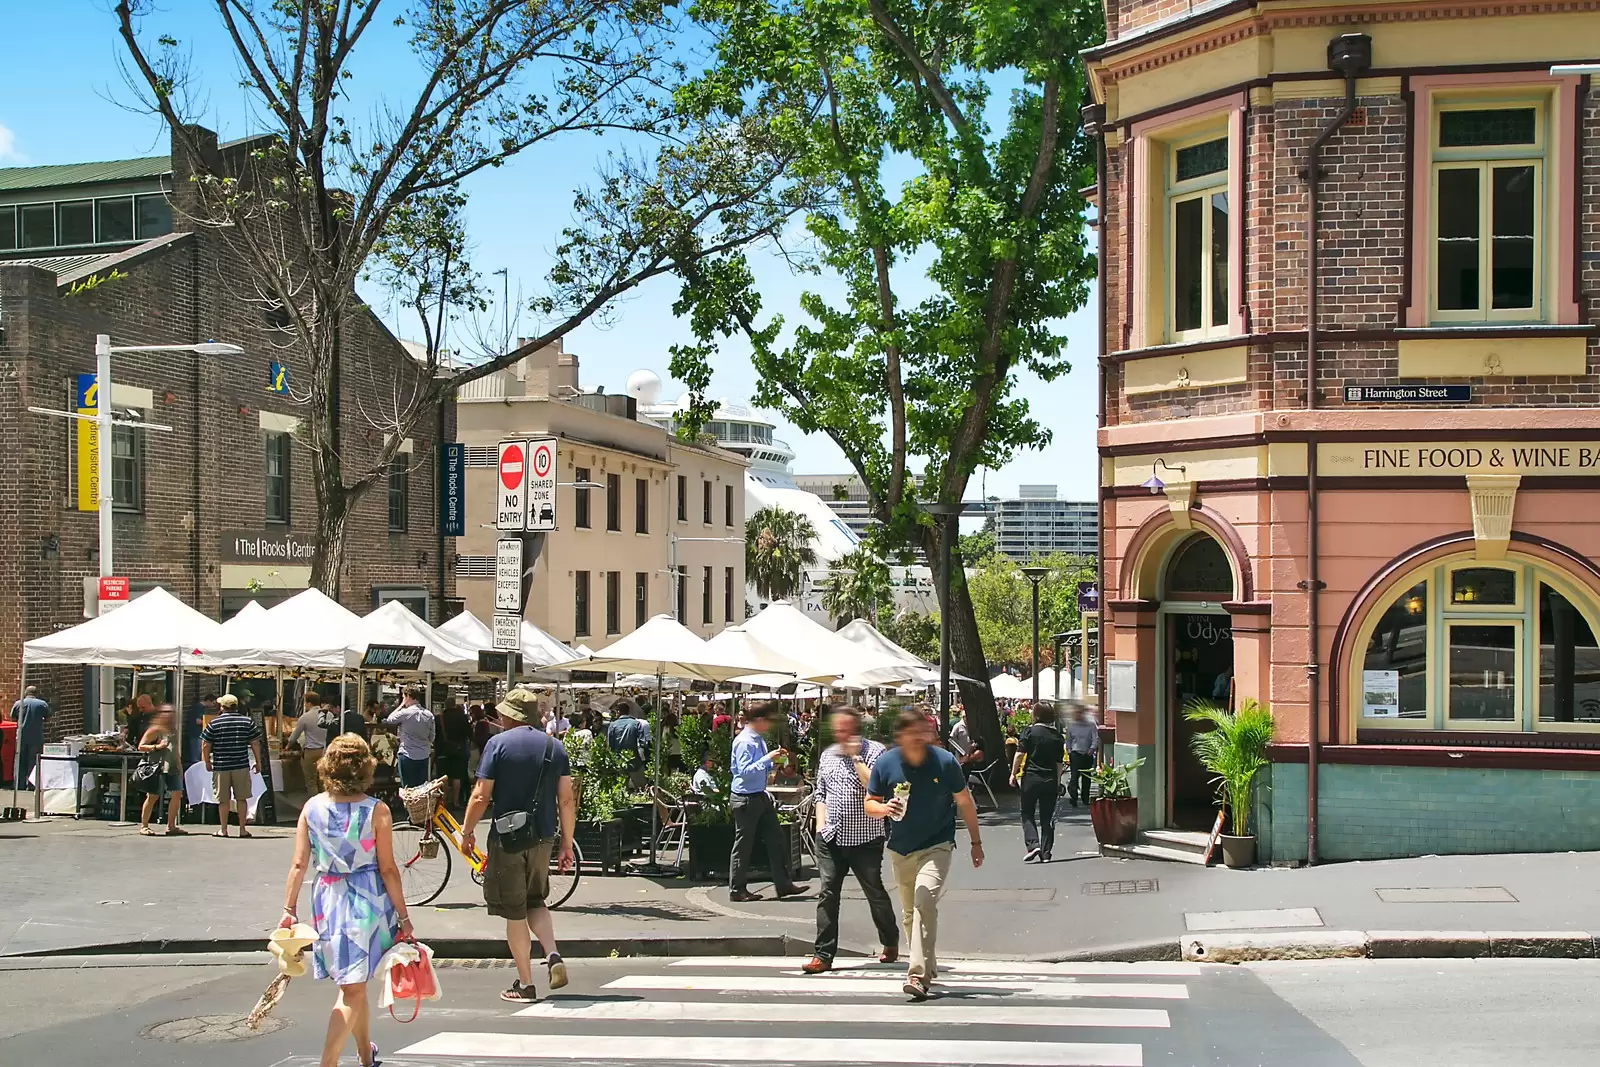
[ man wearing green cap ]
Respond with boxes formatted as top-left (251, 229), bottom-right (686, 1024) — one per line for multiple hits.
top-left (461, 688), bottom-right (576, 1003)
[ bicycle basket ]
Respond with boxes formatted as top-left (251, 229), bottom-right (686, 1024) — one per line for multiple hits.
top-left (399, 777), bottom-right (447, 825)
top-left (417, 836), bottom-right (440, 860)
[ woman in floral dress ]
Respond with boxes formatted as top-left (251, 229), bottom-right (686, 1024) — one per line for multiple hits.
top-left (280, 735), bottom-right (412, 1067)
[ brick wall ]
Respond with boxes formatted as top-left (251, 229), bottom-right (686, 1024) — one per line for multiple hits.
top-left (0, 129), bottom-right (456, 741)
top-left (1101, 89), bottom-right (1600, 418)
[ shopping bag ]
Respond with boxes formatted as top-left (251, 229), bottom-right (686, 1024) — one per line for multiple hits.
top-left (378, 936), bottom-right (441, 1022)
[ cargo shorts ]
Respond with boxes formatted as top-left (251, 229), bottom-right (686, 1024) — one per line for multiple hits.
top-left (483, 834), bottom-right (554, 920)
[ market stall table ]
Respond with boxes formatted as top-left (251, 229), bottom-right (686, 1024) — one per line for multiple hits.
top-left (35, 750), bottom-right (143, 821)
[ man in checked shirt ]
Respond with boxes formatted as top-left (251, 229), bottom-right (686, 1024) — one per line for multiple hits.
top-left (802, 705), bottom-right (901, 974)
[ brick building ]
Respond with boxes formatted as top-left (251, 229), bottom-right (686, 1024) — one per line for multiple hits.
top-left (0, 127), bottom-right (454, 743)
top-left (1086, 4), bottom-right (1600, 861)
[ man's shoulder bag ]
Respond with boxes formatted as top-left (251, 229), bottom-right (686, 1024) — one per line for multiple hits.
top-left (491, 730), bottom-right (555, 854)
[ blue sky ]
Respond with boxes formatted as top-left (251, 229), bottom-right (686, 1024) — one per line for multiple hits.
top-left (0, 0), bottom-right (1099, 502)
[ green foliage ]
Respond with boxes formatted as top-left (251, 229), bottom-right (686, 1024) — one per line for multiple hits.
top-left (822, 545), bottom-right (893, 625)
top-left (880, 610), bottom-right (938, 663)
top-left (745, 507), bottom-right (818, 602)
top-left (1006, 707), bottom-right (1032, 736)
top-left (967, 552), bottom-right (1097, 667)
top-left (576, 734), bottom-right (630, 825)
top-left (1183, 698), bottom-right (1276, 836)
top-left (679, 714), bottom-right (735, 824)
top-left (1088, 757), bottom-right (1145, 801)
top-left (957, 525), bottom-right (996, 563)
top-left (64, 268), bottom-right (129, 298)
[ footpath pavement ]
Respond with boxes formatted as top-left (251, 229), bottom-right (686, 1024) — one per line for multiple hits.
top-left (6, 802), bottom-right (1600, 961)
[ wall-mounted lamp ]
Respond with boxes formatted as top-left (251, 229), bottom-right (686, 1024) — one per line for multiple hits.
top-left (40, 533), bottom-right (59, 560)
top-left (418, 551), bottom-right (430, 569)
top-left (1141, 458), bottom-right (1188, 495)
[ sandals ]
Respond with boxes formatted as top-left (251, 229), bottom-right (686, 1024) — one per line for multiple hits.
top-left (500, 979), bottom-right (538, 1003)
top-left (138, 826), bottom-right (158, 836)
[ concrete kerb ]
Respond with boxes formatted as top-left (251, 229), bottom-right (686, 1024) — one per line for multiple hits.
top-left (5, 933), bottom-right (812, 961)
top-left (1183, 930), bottom-right (1600, 963)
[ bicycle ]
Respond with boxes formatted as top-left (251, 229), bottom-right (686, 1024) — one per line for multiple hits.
top-left (393, 777), bottom-right (581, 910)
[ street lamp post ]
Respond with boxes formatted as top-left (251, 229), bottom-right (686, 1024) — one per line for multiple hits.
top-left (1020, 566), bottom-right (1049, 705)
top-left (30, 334), bottom-right (244, 731)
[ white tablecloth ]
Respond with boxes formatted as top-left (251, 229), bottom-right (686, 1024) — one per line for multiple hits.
top-left (183, 761), bottom-right (277, 818)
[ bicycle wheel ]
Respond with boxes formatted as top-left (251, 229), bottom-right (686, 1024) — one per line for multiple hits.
top-left (394, 821), bottom-right (451, 907)
top-left (547, 839), bottom-right (581, 909)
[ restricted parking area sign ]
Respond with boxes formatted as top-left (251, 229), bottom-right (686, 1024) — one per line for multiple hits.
top-left (497, 440), bottom-right (527, 530)
top-left (526, 437), bottom-right (557, 531)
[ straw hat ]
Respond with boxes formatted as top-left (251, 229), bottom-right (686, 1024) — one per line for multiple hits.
top-left (268, 923), bottom-right (318, 978)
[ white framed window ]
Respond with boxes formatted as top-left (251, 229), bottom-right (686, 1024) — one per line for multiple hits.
top-left (1165, 133), bottom-right (1231, 342)
top-left (1354, 556), bottom-right (1600, 736)
top-left (1430, 99), bottom-right (1545, 323)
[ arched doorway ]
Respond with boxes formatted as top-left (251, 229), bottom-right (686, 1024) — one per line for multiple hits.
top-left (1161, 534), bottom-right (1235, 828)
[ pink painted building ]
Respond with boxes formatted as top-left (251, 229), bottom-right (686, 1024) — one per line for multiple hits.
top-left (1084, 3), bottom-right (1600, 861)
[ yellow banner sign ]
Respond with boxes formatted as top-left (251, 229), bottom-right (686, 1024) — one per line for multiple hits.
top-left (76, 414), bottom-right (98, 512)
top-left (1319, 441), bottom-right (1600, 477)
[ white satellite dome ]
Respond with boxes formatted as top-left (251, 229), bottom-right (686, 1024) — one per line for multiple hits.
top-left (626, 369), bottom-right (663, 405)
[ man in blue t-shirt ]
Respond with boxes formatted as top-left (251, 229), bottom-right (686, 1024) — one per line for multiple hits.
top-left (866, 707), bottom-right (984, 1001)
top-left (461, 688), bottom-right (575, 1005)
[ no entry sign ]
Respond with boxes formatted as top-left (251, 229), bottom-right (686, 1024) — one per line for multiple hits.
top-left (526, 437), bottom-right (557, 531)
top-left (497, 440), bottom-right (528, 530)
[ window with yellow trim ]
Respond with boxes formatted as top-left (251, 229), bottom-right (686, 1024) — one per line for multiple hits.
top-left (1355, 556), bottom-right (1600, 735)
top-left (1166, 133), bottom-right (1231, 341)
top-left (1430, 98), bottom-right (1547, 323)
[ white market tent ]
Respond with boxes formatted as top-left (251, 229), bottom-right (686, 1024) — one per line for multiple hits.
top-left (705, 626), bottom-right (840, 688)
top-left (744, 601), bottom-right (912, 687)
top-left (357, 601), bottom-right (480, 674)
top-left (547, 614), bottom-right (774, 683)
top-left (989, 672), bottom-right (1032, 700)
top-left (1020, 667), bottom-right (1082, 700)
top-left (23, 587), bottom-right (224, 667)
top-left (196, 587), bottom-right (364, 670)
top-left (438, 611), bottom-right (578, 672)
top-left (222, 600), bottom-right (267, 628)
top-left (836, 618), bottom-right (938, 686)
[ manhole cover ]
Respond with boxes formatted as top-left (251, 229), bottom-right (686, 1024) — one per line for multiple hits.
top-left (144, 1015), bottom-right (288, 1043)
top-left (1082, 879), bottom-right (1159, 896)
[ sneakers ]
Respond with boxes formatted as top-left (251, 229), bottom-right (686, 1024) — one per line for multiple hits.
top-left (545, 953), bottom-right (568, 990)
top-left (903, 974), bottom-right (929, 1001)
top-left (1023, 847), bottom-right (1041, 862)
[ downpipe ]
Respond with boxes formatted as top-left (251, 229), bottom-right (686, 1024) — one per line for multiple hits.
top-left (1299, 33), bottom-right (1371, 866)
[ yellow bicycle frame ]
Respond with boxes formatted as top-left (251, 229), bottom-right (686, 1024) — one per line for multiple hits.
top-left (429, 804), bottom-right (486, 875)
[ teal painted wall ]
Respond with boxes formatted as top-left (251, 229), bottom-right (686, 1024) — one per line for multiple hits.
top-left (1113, 743), bottom-right (1160, 829)
top-left (1258, 762), bottom-right (1600, 863)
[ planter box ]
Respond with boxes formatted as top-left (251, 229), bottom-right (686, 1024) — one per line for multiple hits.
top-left (623, 802), bottom-right (657, 856)
top-left (687, 820), bottom-right (802, 881)
top-left (1089, 797), bottom-right (1139, 846)
top-left (575, 818), bottom-right (626, 875)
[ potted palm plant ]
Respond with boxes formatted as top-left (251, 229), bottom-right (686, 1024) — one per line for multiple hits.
top-left (1183, 697), bottom-right (1275, 868)
top-left (1087, 756), bottom-right (1145, 846)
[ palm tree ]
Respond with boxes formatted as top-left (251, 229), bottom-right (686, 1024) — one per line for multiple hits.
top-left (822, 546), bottom-right (893, 625)
top-left (745, 507), bottom-right (818, 602)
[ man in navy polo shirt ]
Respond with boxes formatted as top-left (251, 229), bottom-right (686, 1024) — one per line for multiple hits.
top-left (866, 707), bottom-right (984, 1001)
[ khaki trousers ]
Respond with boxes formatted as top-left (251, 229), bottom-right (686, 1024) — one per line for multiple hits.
top-left (889, 842), bottom-right (954, 981)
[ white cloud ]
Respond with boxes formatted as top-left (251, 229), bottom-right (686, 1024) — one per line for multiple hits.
top-left (0, 123), bottom-right (22, 164)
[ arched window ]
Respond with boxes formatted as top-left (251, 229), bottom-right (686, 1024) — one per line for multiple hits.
top-left (1166, 535), bottom-right (1233, 596)
top-left (1352, 555), bottom-right (1600, 736)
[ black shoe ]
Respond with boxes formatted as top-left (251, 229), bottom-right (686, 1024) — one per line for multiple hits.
top-left (775, 883), bottom-right (811, 899)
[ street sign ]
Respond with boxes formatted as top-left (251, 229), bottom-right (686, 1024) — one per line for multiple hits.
top-left (495, 537), bottom-right (523, 611)
top-left (496, 440), bottom-right (528, 531)
top-left (98, 576), bottom-right (130, 616)
top-left (477, 651), bottom-right (523, 676)
top-left (1344, 384), bottom-right (1471, 403)
top-left (526, 437), bottom-right (557, 531)
top-left (438, 443), bottom-right (466, 537)
top-left (492, 613), bottom-right (523, 651)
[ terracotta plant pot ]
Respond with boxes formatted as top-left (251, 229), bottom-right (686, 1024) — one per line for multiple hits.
top-left (1220, 833), bottom-right (1256, 869)
top-left (1089, 797), bottom-right (1139, 846)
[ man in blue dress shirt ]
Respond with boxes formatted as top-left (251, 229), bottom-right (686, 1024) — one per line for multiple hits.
top-left (728, 703), bottom-right (809, 902)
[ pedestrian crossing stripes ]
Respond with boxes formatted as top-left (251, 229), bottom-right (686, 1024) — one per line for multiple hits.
top-left (602, 972), bottom-right (1190, 999)
top-left (665, 957), bottom-right (1203, 976)
top-left (395, 955), bottom-right (1207, 1066)
top-left (513, 998), bottom-right (1172, 1028)
top-left (396, 1033), bottom-right (1144, 1066)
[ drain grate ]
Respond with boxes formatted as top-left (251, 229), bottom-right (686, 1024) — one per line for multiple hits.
top-left (1082, 879), bottom-right (1159, 896)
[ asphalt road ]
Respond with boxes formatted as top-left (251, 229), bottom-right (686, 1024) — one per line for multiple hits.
top-left (7, 954), bottom-right (1595, 1065)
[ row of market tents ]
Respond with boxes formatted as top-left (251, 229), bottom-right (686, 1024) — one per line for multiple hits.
top-left (22, 587), bottom-right (943, 691)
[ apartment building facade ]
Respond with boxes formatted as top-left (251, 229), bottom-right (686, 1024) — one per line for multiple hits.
top-left (455, 343), bottom-right (746, 644)
top-left (1087, 3), bottom-right (1600, 861)
top-left (993, 486), bottom-right (1099, 561)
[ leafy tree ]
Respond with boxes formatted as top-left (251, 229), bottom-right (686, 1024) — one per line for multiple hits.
top-left (744, 506), bottom-right (817, 602)
top-left (115, 0), bottom-right (805, 597)
top-left (967, 551), bottom-right (1097, 669)
top-left (669, 0), bottom-right (1102, 752)
top-left (822, 545), bottom-right (893, 625)
top-left (879, 609), bottom-right (938, 664)
top-left (957, 525), bottom-right (996, 564)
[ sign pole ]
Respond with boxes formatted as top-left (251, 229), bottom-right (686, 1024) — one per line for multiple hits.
top-left (94, 335), bottom-right (115, 733)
